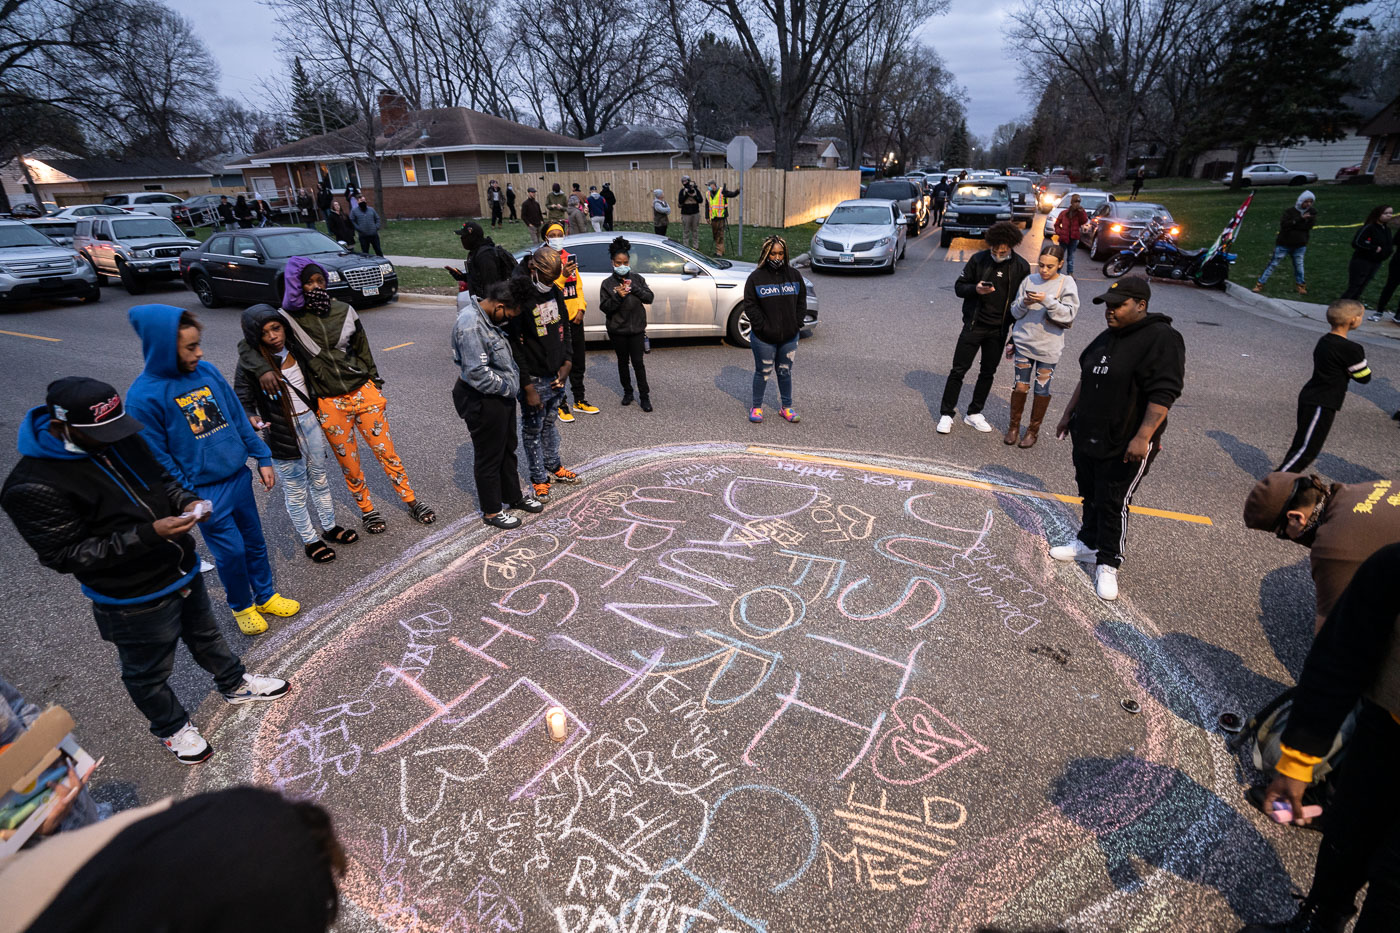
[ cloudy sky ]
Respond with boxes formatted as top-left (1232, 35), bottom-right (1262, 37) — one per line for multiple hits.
top-left (184, 1), bottom-right (1026, 143)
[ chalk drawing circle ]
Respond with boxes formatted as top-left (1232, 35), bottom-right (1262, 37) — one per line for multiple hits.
top-left (730, 585), bottom-right (806, 638)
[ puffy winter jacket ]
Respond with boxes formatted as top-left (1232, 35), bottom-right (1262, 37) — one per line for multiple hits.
top-left (234, 304), bottom-right (319, 461)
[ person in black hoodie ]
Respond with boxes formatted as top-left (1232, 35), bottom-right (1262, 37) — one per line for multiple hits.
top-left (1050, 276), bottom-right (1185, 602)
top-left (235, 305), bottom-right (359, 563)
top-left (444, 221), bottom-right (514, 299)
top-left (743, 235), bottom-right (805, 423)
top-left (1343, 204), bottom-right (1394, 305)
top-left (1, 378), bottom-right (289, 764)
top-left (599, 236), bottom-right (655, 411)
top-left (938, 221), bottom-right (1031, 434)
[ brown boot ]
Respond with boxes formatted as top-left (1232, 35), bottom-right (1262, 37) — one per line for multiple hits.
top-left (1020, 395), bottom-right (1052, 448)
top-left (1004, 387), bottom-right (1028, 445)
top-left (1296, 283), bottom-right (1308, 296)
top-left (1252, 282), bottom-right (1265, 293)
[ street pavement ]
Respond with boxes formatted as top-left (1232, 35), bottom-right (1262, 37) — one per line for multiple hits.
top-left (2, 217), bottom-right (1397, 931)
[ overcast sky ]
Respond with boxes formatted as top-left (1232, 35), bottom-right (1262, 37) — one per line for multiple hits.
top-left (184, 1), bottom-right (1026, 144)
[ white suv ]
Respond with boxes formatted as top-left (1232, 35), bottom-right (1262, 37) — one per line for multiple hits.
top-left (101, 192), bottom-right (186, 218)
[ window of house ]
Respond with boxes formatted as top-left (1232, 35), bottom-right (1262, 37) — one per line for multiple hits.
top-left (1389, 136), bottom-right (1400, 163)
top-left (327, 161), bottom-right (360, 191)
top-left (505, 152), bottom-right (522, 174)
top-left (141, 184), bottom-right (164, 191)
top-left (630, 160), bottom-right (640, 170)
top-left (427, 153), bottom-right (448, 184)
top-left (401, 156), bottom-right (418, 185)
top-left (544, 152), bottom-right (558, 173)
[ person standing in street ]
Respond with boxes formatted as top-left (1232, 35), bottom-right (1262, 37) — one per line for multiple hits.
top-left (652, 188), bottom-right (671, 237)
top-left (586, 185), bottom-right (607, 233)
top-left (521, 186), bottom-right (544, 244)
top-left (446, 221), bottom-right (515, 300)
top-left (546, 183), bottom-right (568, 227)
top-left (706, 180), bottom-right (741, 257)
top-left (1, 378), bottom-right (290, 764)
top-left (1053, 194), bottom-right (1089, 275)
top-left (1277, 300), bottom-right (1371, 473)
top-left (1254, 190), bottom-right (1318, 296)
top-left (1345, 204), bottom-right (1395, 309)
top-left (451, 278), bottom-right (544, 529)
top-left (1130, 166), bottom-right (1146, 200)
top-left (678, 175), bottom-right (703, 249)
top-left (487, 180), bottom-right (504, 228)
top-left (125, 306), bottom-right (301, 637)
top-left (742, 235), bottom-right (805, 424)
top-left (297, 188), bottom-right (316, 230)
top-left (506, 182), bottom-right (517, 222)
top-left (351, 199), bottom-right (384, 257)
top-left (601, 182), bottom-right (616, 230)
top-left (600, 236), bottom-right (655, 411)
top-left (540, 222), bottom-right (597, 422)
top-left (1004, 244), bottom-right (1079, 448)
top-left (1050, 276), bottom-right (1185, 602)
top-left (932, 175), bottom-right (951, 226)
top-left (938, 221), bottom-right (1031, 435)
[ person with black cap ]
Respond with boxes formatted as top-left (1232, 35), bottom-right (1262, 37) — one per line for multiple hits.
top-left (678, 175), bottom-right (703, 249)
top-left (1, 378), bottom-right (289, 764)
top-left (444, 221), bottom-right (515, 300)
top-left (1049, 275), bottom-right (1184, 601)
top-left (521, 186), bottom-right (543, 244)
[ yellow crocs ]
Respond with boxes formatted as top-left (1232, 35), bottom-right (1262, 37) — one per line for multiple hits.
top-left (256, 593), bottom-right (301, 617)
top-left (232, 607), bottom-right (268, 636)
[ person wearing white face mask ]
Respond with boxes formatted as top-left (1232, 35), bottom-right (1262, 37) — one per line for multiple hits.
top-left (599, 236), bottom-right (655, 410)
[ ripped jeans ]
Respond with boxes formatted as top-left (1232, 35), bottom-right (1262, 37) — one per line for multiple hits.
top-left (750, 334), bottom-right (798, 409)
top-left (1013, 353), bottom-right (1056, 396)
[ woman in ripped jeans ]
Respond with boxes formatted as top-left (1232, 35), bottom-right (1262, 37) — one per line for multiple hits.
top-left (1004, 244), bottom-right (1079, 447)
top-left (742, 235), bottom-right (806, 423)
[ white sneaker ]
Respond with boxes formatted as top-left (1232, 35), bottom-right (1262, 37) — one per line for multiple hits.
top-left (199, 559), bottom-right (215, 573)
top-left (936, 415), bottom-right (954, 434)
top-left (162, 721), bottom-right (213, 764)
top-left (1049, 539), bottom-right (1097, 563)
top-left (1096, 564), bottom-right (1119, 601)
top-left (1368, 312), bottom-right (1383, 322)
top-left (963, 413), bottom-right (993, 432)
top-left (222, 672), bottom-right (291, 705)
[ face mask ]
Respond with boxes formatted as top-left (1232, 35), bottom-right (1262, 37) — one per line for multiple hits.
top-left (305, 287), bottom-right (332, 313)
top-left (992, 252), bottom-right (1011, 263)
top-left (534, 278), bottom-right (552, 293)
top-left (614, 265), bottom-right (630, 277)
top-left (765, 258), bottom-right (783, 271)
top-left (547, 237), bottom-right (563, 249)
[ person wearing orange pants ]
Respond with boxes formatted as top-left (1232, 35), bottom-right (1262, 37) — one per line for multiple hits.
top-left (316, 382), bottom-right (413, 514)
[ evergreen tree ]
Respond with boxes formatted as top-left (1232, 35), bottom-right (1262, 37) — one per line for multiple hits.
top-left (288, 56), bottom-right (353, 140)
top-left (941, 118), bottom-right (970, 166)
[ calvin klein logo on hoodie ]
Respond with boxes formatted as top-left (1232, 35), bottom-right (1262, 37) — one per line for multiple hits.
top-left (174, 386), bottom-right (228, 437)
top-left (755, 282), bottom-right (800, 298)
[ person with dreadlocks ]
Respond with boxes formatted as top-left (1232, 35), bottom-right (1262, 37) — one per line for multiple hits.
top-left (599, 235), bottom-right (656, 411)
top-left (741, 235), bottom-right (805, 423)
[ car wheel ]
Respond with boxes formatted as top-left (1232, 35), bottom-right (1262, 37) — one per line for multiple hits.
top-left (726, 305), bottom-right (752, 347)
top-left (190, 272), bottom-right (222, 308)
top-left (1089, 232), bottom-right (1102, 260)
top-left (899, 244), bottom-right (906, 260)
top-left (82, 254), bottom-right (107, 285)
top-left (116, 260), bottom-right (146, 295)
top-left (908, 219), bottom-right (919, 238)
top-left (78, 284), bottom-right (101, 304)
top-left (940, 232), bottom-right (952, 249)
top-left (1289, 176), bottom-right (1306, 186)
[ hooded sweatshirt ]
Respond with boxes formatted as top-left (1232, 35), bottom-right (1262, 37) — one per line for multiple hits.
top-left (234, 305), bottom-right (319, 462)
top-left (1, 408), bottom-right (199, 605)
top-left (954, 249), bottom-right (1031, 327)
top-left (742, 262), bottom-right (806, 345)
top-left (1070, 312), bottom-right (1185, 460)
top-left (125, 304), bottom-right (272, 489)
top-left (506, 263), bottom-right (568, 379)
top-left (1275, 191), bottom-right (1317, 249)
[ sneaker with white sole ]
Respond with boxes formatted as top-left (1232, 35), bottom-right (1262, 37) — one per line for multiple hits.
top-left (1049, 538), bottom-right (1097, 563)
top-left (963, 413), bottom-right (993, 432)
top-left (936, 415), bottom-right (954, 434)
top-left (161, 721), bottom-right (213, 764)
top-left (1096, 564), bottom-right (1119, 601)
top-left (222, 672), bottom-right (291, 705)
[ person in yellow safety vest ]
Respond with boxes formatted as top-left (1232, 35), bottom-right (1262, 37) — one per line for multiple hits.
top-left (541, 222), bottom-right (597, 421)
top-left (705, 180), bottom-right (742, 257)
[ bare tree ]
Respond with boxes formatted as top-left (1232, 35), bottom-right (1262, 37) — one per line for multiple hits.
top-left (873, 44), bottom-right (965, 172)
top-left (647, 0), bottom-right (717, 165)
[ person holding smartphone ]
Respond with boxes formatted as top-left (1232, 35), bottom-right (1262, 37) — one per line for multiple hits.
top-left (599, 236), bottom-right (656, 411)
top-left (1004, 243), bottom-right (1079, 448)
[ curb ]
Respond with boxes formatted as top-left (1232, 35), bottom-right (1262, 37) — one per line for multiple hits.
top-left (1223, 281), bottom-right (1400, 345)
top-left (397, 291), bottom-right (457, 305)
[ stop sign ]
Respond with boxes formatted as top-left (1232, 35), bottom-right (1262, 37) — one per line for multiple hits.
top-left (726, 136), bottom-right (758, 172)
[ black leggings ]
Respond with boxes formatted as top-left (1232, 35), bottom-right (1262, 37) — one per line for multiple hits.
top-left (611, 332), bottom-right (649, 396)
top-left (567, 316), bottom-right (587, 404)
top-left (1278, 402), bottom-right (1337, 473)
top-left (1376, 254), bottom-right (1400, 313)
top-left (1341, 256), bottom-right (1382, 301)
top-left (452, 380), bottom-right (523, 514)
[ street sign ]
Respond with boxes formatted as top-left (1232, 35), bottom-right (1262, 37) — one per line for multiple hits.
top-left (726, 136), bottom-right (757, 256)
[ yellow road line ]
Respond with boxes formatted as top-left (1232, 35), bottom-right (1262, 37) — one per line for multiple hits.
top-left (0, 329), bottom-right (60, 342)
top-left (745, 446), bottom-right (1213, 526)
top-left (382, 342), bottom-right (414, 351)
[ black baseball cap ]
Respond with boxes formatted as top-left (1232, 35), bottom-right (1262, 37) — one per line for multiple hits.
top-left (1092, 275), bottom-right (1151, 305)
top-left (47, 377), bottom-right (143, 443)
top-left (455, 220), bottom-right (484, 239)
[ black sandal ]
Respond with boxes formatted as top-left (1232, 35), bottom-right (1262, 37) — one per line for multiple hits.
top-left (304, 540), bottom-right (336, 563)
top-left (409, 501), bottom-right (436, 525)
top-left (362, 510), bottom-right (387, 534)
top-left (323, 525), bottom-right (359, 544)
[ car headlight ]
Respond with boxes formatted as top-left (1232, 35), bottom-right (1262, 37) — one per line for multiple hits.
top-left (877, 237), bottom-right (893, 248)
top-left (996, 213), bottom-right (1011, 220)
top-left (326, 269), bottom-right (342, 283)
top-left (1110, 224), bottom-right (1123, 233)
top-left (1169, 226), bottom-right (1180, 237)
top-left (131, 249), bottom-right (152, 258)
top-left (379, 263), bottom-right (394, 276)
top-left (944, 212), bottom-right (958, 222)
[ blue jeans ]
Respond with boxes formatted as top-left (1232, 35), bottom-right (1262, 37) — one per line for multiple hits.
top-left (1064, 239), bottom-right (1079, 275)
top-left (1258, 245), bottom-right (1306, 285)
top-left (274, 408), bottom-right (338, 544)
top-left (197, 469), bottom-right (276, 612)
top-left (90, 575), bottom-right (245, 737)
top-left (520, 376), bottom-right (564, 484)
top-left (751, 334), bottom-right (798, 409)
top-left (1013, 353), bottom-right (1056, 396)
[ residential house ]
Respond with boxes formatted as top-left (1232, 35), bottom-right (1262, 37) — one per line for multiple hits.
top-left (238, 92), bottom-right (599, 218)
top-left (734, 127), bottom-right (852, 170)
top-left (1, 152), bottom-right (214, 207)
top-left (1190, 96), bottom-right (1385, 180)
top-left (583, 125), bottom-right (728, 170)
top-left (1359, 94), bottom-right (1400, 185)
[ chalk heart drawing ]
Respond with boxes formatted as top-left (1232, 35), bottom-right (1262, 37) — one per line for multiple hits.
top-left (180, 443), bottom-right (1217, 933)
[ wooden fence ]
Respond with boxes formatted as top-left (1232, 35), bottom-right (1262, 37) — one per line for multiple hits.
top-left (516, 169), bottom-right (861, 228)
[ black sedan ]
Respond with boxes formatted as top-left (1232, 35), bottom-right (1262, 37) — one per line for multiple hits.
top-left (180, 227), bottom-right (398, 309)
top-left (1082, 202), bottom-right (1177, 260)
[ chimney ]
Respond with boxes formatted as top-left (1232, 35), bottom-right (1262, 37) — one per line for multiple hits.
top-left (378, 89), bottom-right (409, 137)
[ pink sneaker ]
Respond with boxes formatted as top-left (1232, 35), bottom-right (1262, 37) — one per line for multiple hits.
top-left (780, 407), bottom-right (800, 423)
top-left (749, 407), bottom-right (763, 423)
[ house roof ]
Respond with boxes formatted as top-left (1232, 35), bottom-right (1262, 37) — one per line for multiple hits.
top-left (1359, 95), bottom-right (1400, 138)
top-left (582, 124), bottom-right (727, 157)
top-left (247, 107), bottom-right (598, 165)
top-left (30, 155), bottom-right (209, 182)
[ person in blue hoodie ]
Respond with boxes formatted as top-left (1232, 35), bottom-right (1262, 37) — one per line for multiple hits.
top-left (125, 305), bottom-right (301, 637)
top-left (1, 377), bottom-right (289, 764)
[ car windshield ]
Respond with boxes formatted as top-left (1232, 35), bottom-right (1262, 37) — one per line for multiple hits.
top-left (262, 231), bottom-right (346, 259)
top-left (31, 222), bottom-right (76, 237)
top-left (0, 225), bottom-right (58, 248)
top-left (826, 206), bottom-right (892, 225)
top-left (112, 218), bottom-right (184, 239)
top-left (952, 185), bottom-right (1009, 204)
top-left (864, 183), bottom-right (912, 200)
top-left (101, 196), bottom-right (126, 206)
top-left (1060, 194), bottom-right (1107, 212)
top-left (1120, 206), bottom-right (1169, 221)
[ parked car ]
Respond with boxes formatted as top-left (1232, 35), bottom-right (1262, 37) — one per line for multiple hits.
top-left (101, 192), bottom-right (185, 218)
top-left (509, 232), bottom-right (818, 348)
top-left (1335, 163), bottom-right (1362, 180)
top-left (1043, 190), bottom-right (1116, 240)
top-left (1082, 201), bottom-right (1177, 259)
top-left (173, 193), bottom-right (240, 228)
top-left (1220, 163), bottom-right (1318, 186)
top-left (7, 202), bottom-right (48, 219)
top-left (1036, 177), bottom-right (1075, 212)
top-left (47, 204), bottom-right (133, 220)
top-left (809, 199), bottom-right (908, 274)
top-left (182, 226), bottom-right (398, 309)
top-left (861, 179), bottom-right (928, 235)
top-left (22, 218), bottom-right (78, 247)
top-left (73, 214), bottom-right (202, 294)
top-left (1003, 176), bottom-right (1035, 227)
top-left (0, 219), bottom-right (100, 305)
top-left (940, 180), bottom-right (1014, 248)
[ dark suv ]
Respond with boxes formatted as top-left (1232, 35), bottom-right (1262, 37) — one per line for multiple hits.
top-left (939, 181), bottom-right (1014, 248)
top-left (862, 179), bottom-right (928, 236)
top-left (181, 226), bottom-right (398, 308)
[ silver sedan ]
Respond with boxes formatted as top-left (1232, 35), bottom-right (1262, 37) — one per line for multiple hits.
top-left (809, 199), bottom-right (908, 274)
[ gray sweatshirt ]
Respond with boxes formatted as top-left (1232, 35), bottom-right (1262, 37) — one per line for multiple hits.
top-left (451, 304), bottom-right (520, 397)
top-left (1009, 272), bottom-right (1079, 363)
top-left (350, 205), bottom-right (381, 235)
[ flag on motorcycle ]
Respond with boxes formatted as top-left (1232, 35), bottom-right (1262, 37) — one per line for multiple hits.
top-left (1200, 193), bottom-right (1254, 265)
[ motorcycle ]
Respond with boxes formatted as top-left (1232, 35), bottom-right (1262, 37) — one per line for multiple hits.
top-left (1102, 219), bottom-right (1233, 288)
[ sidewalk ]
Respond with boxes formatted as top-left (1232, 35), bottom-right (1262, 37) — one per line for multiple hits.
top-left (1224, 281), bottom-right (1400, 346)
top-left (387, 254), bottom-right (459, 268)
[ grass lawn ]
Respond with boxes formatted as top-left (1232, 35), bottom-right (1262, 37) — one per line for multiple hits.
top-left (1112, 184), bottom-right (1400, 305)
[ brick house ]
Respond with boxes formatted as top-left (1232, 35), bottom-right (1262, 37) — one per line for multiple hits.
top-left (1359, 94), bottom-right (1400, 186)
top-left (237, 93), bottom-right (599, 218)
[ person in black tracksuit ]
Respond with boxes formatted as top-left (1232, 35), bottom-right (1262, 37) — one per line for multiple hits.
top-left (447, 221), bottom-right (513, 299)
top-left (1051, 275), bottom-right (1185, 602)
top-left (599, 236), bottom-right (655, 411)
top-left (1278, 299), bottom-right (1371, 473)
top-left (939, 221), bottom-right (1031, 432)
top-left (1342, 205), bottom-right (1394, 303)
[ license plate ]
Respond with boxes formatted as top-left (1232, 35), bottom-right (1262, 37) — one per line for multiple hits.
top-left (166, 262), bottom-right (177, 271)
top-left (839, 252), bottom-right (855, 263)
top-left (362, 286), bottom-right (379, 296)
